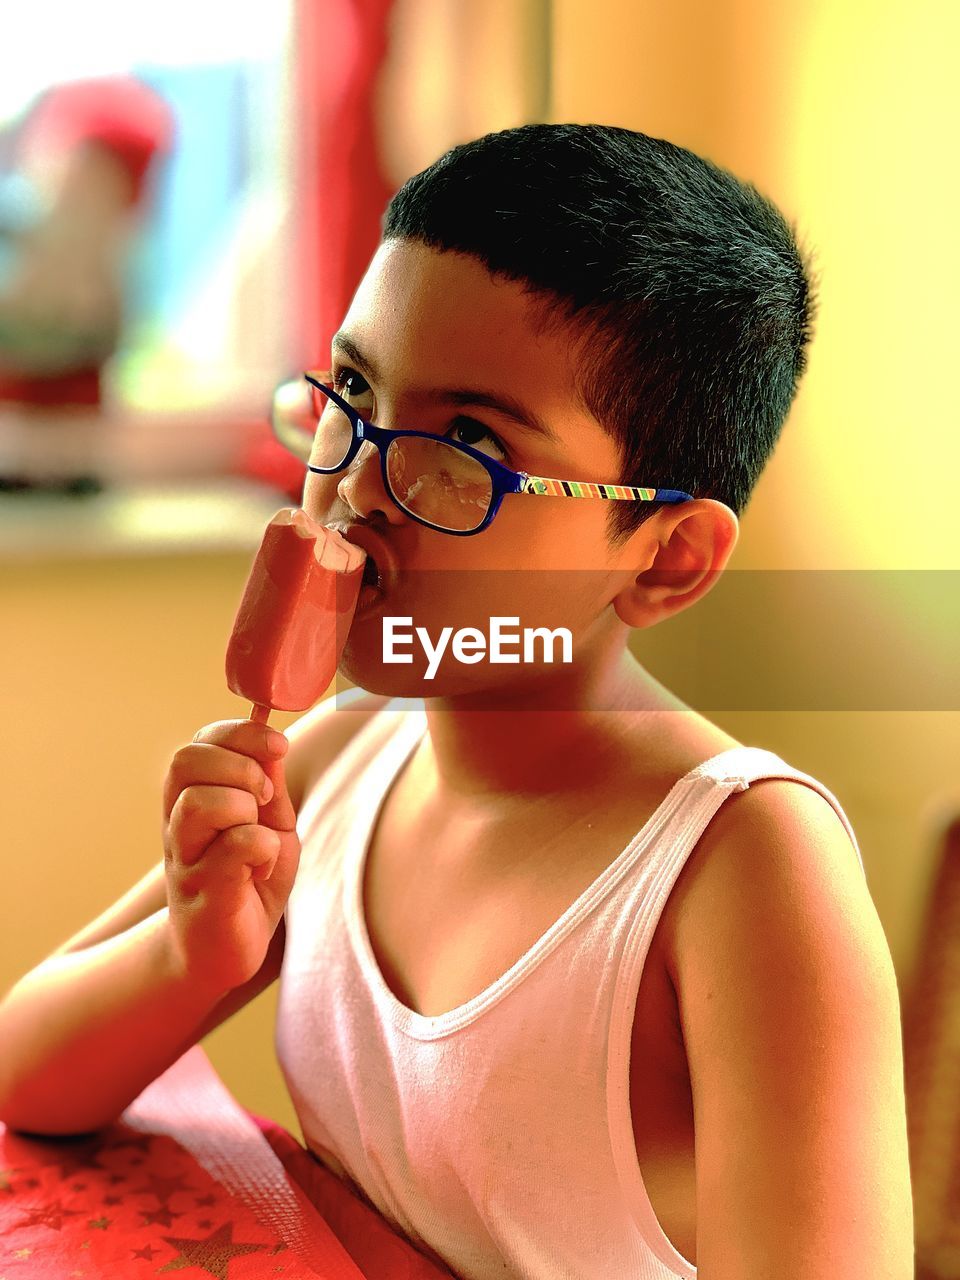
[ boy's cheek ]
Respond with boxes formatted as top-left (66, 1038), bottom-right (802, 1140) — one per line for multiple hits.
top-left (370, 566), bottom-right (605, 642)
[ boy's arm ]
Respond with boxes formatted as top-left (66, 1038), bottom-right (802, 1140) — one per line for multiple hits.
top-left (0, 905), bottom-right (272, 1136)
top-left (667, 779), bottom-right (915, 1280)
top-left (0, 689), bottom-right (385, 1137)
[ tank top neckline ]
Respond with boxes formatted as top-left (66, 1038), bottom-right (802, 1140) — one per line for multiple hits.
top-left (342, 698), bottom-right (762, 1040)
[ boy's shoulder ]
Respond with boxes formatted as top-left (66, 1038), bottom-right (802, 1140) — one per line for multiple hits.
top-left (589, 703), bottom-right (863, 1006)
top-left (659, 750), bottom-right (867, 995)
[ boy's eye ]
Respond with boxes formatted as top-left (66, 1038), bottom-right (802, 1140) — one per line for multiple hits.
top-left (331, 366), bottom-right (511, 462)
top-left (446, 418), bottom-right (509, 462)
top-left (332, 368), bottom-right (371, 400)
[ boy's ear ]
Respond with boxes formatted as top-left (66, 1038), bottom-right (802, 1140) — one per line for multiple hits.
top-left (611, 500), bottom-right (739, 630)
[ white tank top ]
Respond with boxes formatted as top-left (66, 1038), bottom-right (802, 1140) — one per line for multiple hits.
top-left (275, 694), bottom-right (866, 1279)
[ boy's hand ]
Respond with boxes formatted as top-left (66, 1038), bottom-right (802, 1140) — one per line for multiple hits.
top-left (162, 719), bottom-right (299, 997)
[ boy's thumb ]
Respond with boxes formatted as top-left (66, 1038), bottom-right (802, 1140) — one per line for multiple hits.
top-left (257, 755), bottom-right (296, 832)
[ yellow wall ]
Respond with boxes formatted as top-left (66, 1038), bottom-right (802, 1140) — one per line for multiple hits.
top-left (551, 0), bottom-right (960, 566)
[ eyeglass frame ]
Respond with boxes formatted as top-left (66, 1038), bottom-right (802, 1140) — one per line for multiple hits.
top-left (274, 369), bottom-right (695, 537)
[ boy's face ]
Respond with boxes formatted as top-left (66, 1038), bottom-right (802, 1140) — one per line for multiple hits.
top-left (303, 238), bottom-right (723, 699)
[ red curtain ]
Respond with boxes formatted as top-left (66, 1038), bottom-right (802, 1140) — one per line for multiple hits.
top-left (294, 0), bottom-right (400, 370)
top-left (244, 0), bottom-right (399, 500)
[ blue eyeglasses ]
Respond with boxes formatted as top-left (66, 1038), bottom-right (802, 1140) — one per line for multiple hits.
top-left (270, 369), bottom-right (695, 536)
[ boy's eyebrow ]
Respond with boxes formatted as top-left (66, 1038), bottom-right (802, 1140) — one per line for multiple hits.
top-left (331, 330), bottom-right (562, 445)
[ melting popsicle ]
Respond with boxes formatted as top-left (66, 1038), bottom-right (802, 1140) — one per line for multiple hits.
top-left (226, 508), bottom-right (367, 723)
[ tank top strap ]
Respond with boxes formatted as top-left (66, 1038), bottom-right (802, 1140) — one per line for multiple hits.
top-left (293, 693), bottom-right (422, 838)
top-left (690, 744), bottom-right (797, 789)
top-left (688, 745), bottom-right (866, 877)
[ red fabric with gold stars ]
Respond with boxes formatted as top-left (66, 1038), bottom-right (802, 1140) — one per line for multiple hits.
top-left (0, 1118), bottom-right (342, 1278)
top-left (0, 1099), bottom-right (454, 1279)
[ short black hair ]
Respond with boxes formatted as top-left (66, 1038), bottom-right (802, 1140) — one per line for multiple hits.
top-left (382, 122), bottom-right (819, 544)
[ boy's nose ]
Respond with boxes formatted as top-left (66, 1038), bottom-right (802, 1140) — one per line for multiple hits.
top-left (336, 440), bottom-right (397, 524)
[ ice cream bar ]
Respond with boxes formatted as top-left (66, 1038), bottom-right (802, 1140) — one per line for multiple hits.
top-left (226, 508), bottom-right (367, 721)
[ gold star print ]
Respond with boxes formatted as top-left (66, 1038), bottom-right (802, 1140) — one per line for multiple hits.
top-left (157, 1222), bottom-right (265, 1279)
top-left (10, 1201), bottom-right (84, 1231)
top-left (87, 1216), bottom-right (111, 1230)
top-left (140, 1204), bottom-right (182, 1227)
top-left (131, 1244), bottom-right (161, 1261)
top-left (132, 1172), bottom-right (191, 1203)
top-left (13, 1250), bottom-right (32, 1259)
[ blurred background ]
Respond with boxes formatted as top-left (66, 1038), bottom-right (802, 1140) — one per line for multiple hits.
top-left (1, 1), bottom-right (958, 1273)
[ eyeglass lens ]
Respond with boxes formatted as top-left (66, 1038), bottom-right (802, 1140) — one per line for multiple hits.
top-left (277, 380), bottom-right (494, 533)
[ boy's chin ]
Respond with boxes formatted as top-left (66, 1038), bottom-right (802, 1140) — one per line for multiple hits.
top-left (332, 659), bottom-right (495, 702)
top-left (334, 649), bottom-right (585, 710)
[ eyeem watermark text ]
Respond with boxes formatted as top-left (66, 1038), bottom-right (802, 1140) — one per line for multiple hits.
top-left (382, 616), bottom-right (572, 680)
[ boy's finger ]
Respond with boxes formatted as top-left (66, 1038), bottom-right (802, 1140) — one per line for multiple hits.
top-left (190, 719), bottom-right (289, 762)
top-left (163, 743), bottom-right (273, 819)
top-left (173, 823), bottom-right (282, 897)
top-left (167, 784), bottom-right (261, 866)
top-left (255, 756), bottom-right (297, 834)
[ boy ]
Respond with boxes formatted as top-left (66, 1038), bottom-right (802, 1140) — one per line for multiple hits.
top-left (0, 124), bottom-right (913, 1278)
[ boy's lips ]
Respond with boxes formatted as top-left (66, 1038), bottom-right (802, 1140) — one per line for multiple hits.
top-left (325, 522), bottom-right (399, 595)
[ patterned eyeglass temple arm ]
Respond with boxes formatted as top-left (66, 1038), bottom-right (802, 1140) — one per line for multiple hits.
top-left (518, 473), bottom-right (694, 503)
